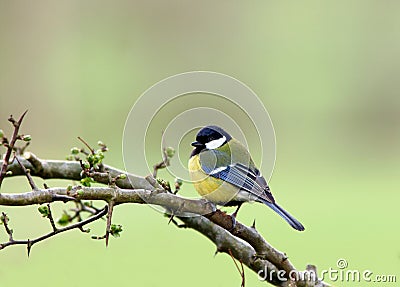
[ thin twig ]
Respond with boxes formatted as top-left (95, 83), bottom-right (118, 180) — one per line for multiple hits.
top-left (69, 201), bottom-right (97, 218)
top-left (77, 136), bottom-right (94, 155)
top-left (152, 147), bottom-right (169, 178)
top-left (64, 201), bottom-right (92, 233)
top-left (105, 200), bottom-right (114, 247)
top-left (1, 212), bottom-right (13, 241)
top-left (15, 156), bottom-right (38, 190)
top-left (167, 212), bottom-right (175, 225)
top-left (0, 206), bottom-right (108, 255)
top-left (174, 178), bottom-right (182, 194)
top-left (52, 194), bottom-right (77, 203)
top-left (152, 130), bottom-right (170, 178)
top-left (0, 110), bottom-right (28, 187)
top-left (91, 234), bottom-right (106, 240)
top-left (228, 249), bottom-right (246, 287)
top-left (17, 141), bottom-right (30, 155)
top-left (46, 203), bottom-right (57, 232)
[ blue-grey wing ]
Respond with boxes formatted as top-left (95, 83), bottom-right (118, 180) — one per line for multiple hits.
top-left (202, 162), bottom-right (275, 204)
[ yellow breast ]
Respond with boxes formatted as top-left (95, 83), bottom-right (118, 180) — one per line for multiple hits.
top-left (188, 155), bottom-right (240, 204)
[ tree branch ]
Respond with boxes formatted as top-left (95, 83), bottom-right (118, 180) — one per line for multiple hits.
top-left (0, 155), bottom-right (330, 286)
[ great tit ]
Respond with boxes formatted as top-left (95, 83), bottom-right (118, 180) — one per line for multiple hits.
top-left (189, 125), bottom-right (305, 231)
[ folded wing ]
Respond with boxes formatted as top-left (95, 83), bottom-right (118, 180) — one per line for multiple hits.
top-left (203, 162), bottom-right (275, 204)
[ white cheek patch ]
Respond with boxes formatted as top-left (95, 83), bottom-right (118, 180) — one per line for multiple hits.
top-left (205, 136), bottom-right (226, 149)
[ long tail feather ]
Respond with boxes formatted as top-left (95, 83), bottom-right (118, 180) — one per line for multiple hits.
top-left (262, 201), bottom-right (305, 231)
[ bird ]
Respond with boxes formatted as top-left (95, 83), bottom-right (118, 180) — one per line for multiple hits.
top-left (188, 125), bottom-right (305, 231)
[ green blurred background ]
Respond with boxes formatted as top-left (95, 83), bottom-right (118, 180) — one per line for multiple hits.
top-left (0, 1), bottom-right (399, 286)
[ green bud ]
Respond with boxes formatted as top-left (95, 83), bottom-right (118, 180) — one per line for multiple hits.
top-left (93, 157), bottom-right (100, 165)
top-left (0, 129), bottom-right (4, 138)
top-left (22, 135), bottom-right (31, 142)
top-left (0, 213), bottom-right (8, 224)
top-left (96, 151), bottom-right (104, 159)
top-left (83, 161), bottom-right (90, 169)
top-left (57, 212), bottom-right (70, 226)
top-left (119, 174), bottom-right (127, 180)
top-left (77, 190), bottom-right (84, 196)
top-left (110, 224), bottom-right (123, 238)
top-left (87, 154), bottom-right (95, 164)
top-left (5, 171), bottom-right (12, 176)
top-left (66, 185), bottom-right (73, 192)
top-left (165, 146), bottom-right (175, 158)
top-left (175, 178), bottom-right (183, 186)
top-left (91, 151), bottom-right (104, 165)
top-left (38, 205), bottom-right (49, 217)
top-left (66, 155), bottom-right (74, 161)
top-left (80, 177), bottom-right (94, 187)
top-left (80, 178), bottom-right (88, 187)
top-left (71, 147), bottom-right (80, 155)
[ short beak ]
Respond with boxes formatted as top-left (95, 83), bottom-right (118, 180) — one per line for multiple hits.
top-left (191, 141), bottom-right (203, 147)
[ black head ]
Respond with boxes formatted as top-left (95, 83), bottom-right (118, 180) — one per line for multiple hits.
top-left (190, 126), bottom-right (232, 156)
